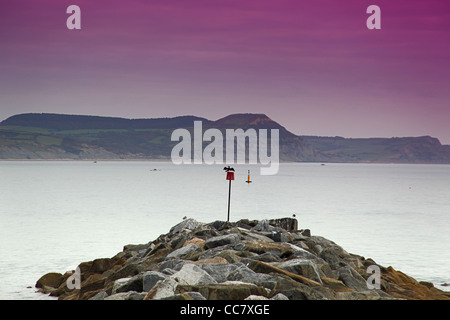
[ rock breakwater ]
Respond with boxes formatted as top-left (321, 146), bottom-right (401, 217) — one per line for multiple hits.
top-left (36, 218), bottom-right (450, 300)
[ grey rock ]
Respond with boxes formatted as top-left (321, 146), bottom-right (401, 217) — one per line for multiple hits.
top-left (271, 276), bottom-right (333, 300)
top-left (143, 271), bottom-right (167, 292)
top-left (161, 268), bottom-right (177, 275)
top-left (250, 252), bottom-right (282, 263)
top-left (299, 229), bottom-right (311, 237)
top-left (319, 246), bottom-right (348, 268)
top-left (205, 233), bottom-right (241, 249)
top-left (199, 263), bottom-right (240, 283)
top-left (282, 243), bottom-right (319, 261)
top-left (216, 250), bottom-right (243, 263)
top-left (270, 293), bottom-right (289, 300)
top-left (175, 281), bottom-right (269, 300)
top-left (317, 263), bottom-right (336, 279)
top-left (208, 220), bottom-right (228, 230)
top-left (251, 220), bottom-right (273, 232)
top-left (157, 259), bottom-right (186, 272)
top-left (268, 218), bottom-right (298, 232)
top-left (337, 266), bottom-right (369, 291)
top-left (88, 290), bottom-right (109, 300)
top-left (182, 292), bottom-right (207, 300)
top-left (245, 295), bottom-right (269, 300)
top-left (169, 218), bottom-right (201, 234)
top-left (275, 259), bottom-right (323, 284)
top-left (197, 246), bottom-right (234, 260)
top-left (314, 244), bottom-right (323, 254)
top-left (112, 278), bottom-right (132, 294)
top-left (160, 292), bottom-right (207, 300)
top-left (226, 264), bottom-right (279, 290)
top-left (104, 291), bottom-right (146, 300)
top-left (112, 273), bottom-right (144, 294)
top-left (165, 243), bottom-right (201, 260)
top-left (172, 264), bottom-right (218, 286)
top-left (239, 229), bottom-right (274, 243)
top-left (308, 236), bottom-right (341, 250)
top-left (147, 277), bottom-right (179, 300)
top-left (267, 231), bottom-right (291, 243)
top-left (335, 290), bottom-right (382, 300)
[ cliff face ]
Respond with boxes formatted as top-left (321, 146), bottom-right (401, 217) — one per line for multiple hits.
top-left (302, 135), bottom-right (450, 163)
top-left (1, 113), bottom-right (450, 163)
top-left (35, 218), bottom-right (450, 301)
top-left (0, 113), bottom-right (333, 162)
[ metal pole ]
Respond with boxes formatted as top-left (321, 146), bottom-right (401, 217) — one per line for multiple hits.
top-left (227, 178), bottom-right (232, 223)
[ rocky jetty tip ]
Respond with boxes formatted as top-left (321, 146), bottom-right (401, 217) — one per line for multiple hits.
top-left (36, 217), bottom-right (450, 300)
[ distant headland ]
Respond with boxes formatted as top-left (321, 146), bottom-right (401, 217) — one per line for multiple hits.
top-left (1, 113), bottom-right (450, 163)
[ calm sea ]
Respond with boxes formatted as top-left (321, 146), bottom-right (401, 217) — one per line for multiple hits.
top-left (0, 161), bottom-right (449, 299)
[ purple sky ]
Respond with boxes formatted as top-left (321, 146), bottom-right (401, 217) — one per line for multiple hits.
top-left (1, 0), bottom-right (449, 143)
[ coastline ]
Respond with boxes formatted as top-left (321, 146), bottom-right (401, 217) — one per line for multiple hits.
top-left (2, 158), bottom-right (450, 166)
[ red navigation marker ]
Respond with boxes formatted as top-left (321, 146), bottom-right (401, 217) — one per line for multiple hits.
top-left (226, 171), bottom-right (235, 181)
top-left (223, 166), bottom-right (235, 222)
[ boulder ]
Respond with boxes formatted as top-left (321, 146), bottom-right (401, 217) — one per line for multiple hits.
top-left (160, 292), bottom-right (207, 300)
top-left (268, 218), bottom-right (298, 232)
top-left (205, 233), bottom-right (240, 249)
top-left (281, 243), bottom-right (320, 261)
top-left (235, 240), bottom-right (292, 257)
top-left (335, 290), bottom-right (382, 300)
top-left (270, 293), bottom-right (289, 300)
top-left (36, 272), bottom-right (64, 289)
top-left (250, 252), bottom-right (282, 263)
top-left (142, 242), bottom-right (167, 258)
top-left (143, 271), bottom-right (167, 292)
top-left (190, 257), bottom-right (228, 264)
top-left (80, 274), bottom-right (107, 295)
top-left (270, 275), bottom-right (334, 300)
top-left (208, 220), bottom-right (228, 230)
top-left (156, 259), bottom-right (186, 272)
top-left (245, 295), bottom-right (269, 300)
top-left (226, 264), bottom-right (279, 290)
top-left (337, 266), bottom-right (369, 291)
top-left (112, 273), bottom-right (144, 294)
top-left (144, 277), bottom-right (179, 300)
top-left (89, 258), bottom-right (114, 274)
top-left (183, 237), bottom-right (206, 249)
top-left (198, 263), bottom-right (242, 283)
top-left (319, 246), bottom-right (348, 268)
top-left (266, 231), bottom-right (292, 243)
top-left (104, 291), bottom-right (146, 300)
top-left (172, 264), bottom-right (218, 286)
top-left (165, 243), bottom-right (202, 260)
top-left (107, 263), bottom-right (142, 283)
top-left (246, 260), bottom-right (321, 287)
top-left (176, 281), bottom-right (269, 300)
top-left (275, 259), bottom-right (323, 284)
top-left (88, 290), bottom-right (109, 300)
top-left (250, 220), bottom-right (274, 232)
top-left (299, 229), bottom-right (311, 237)
top-left (169, 218), bottom-right (201, 234)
